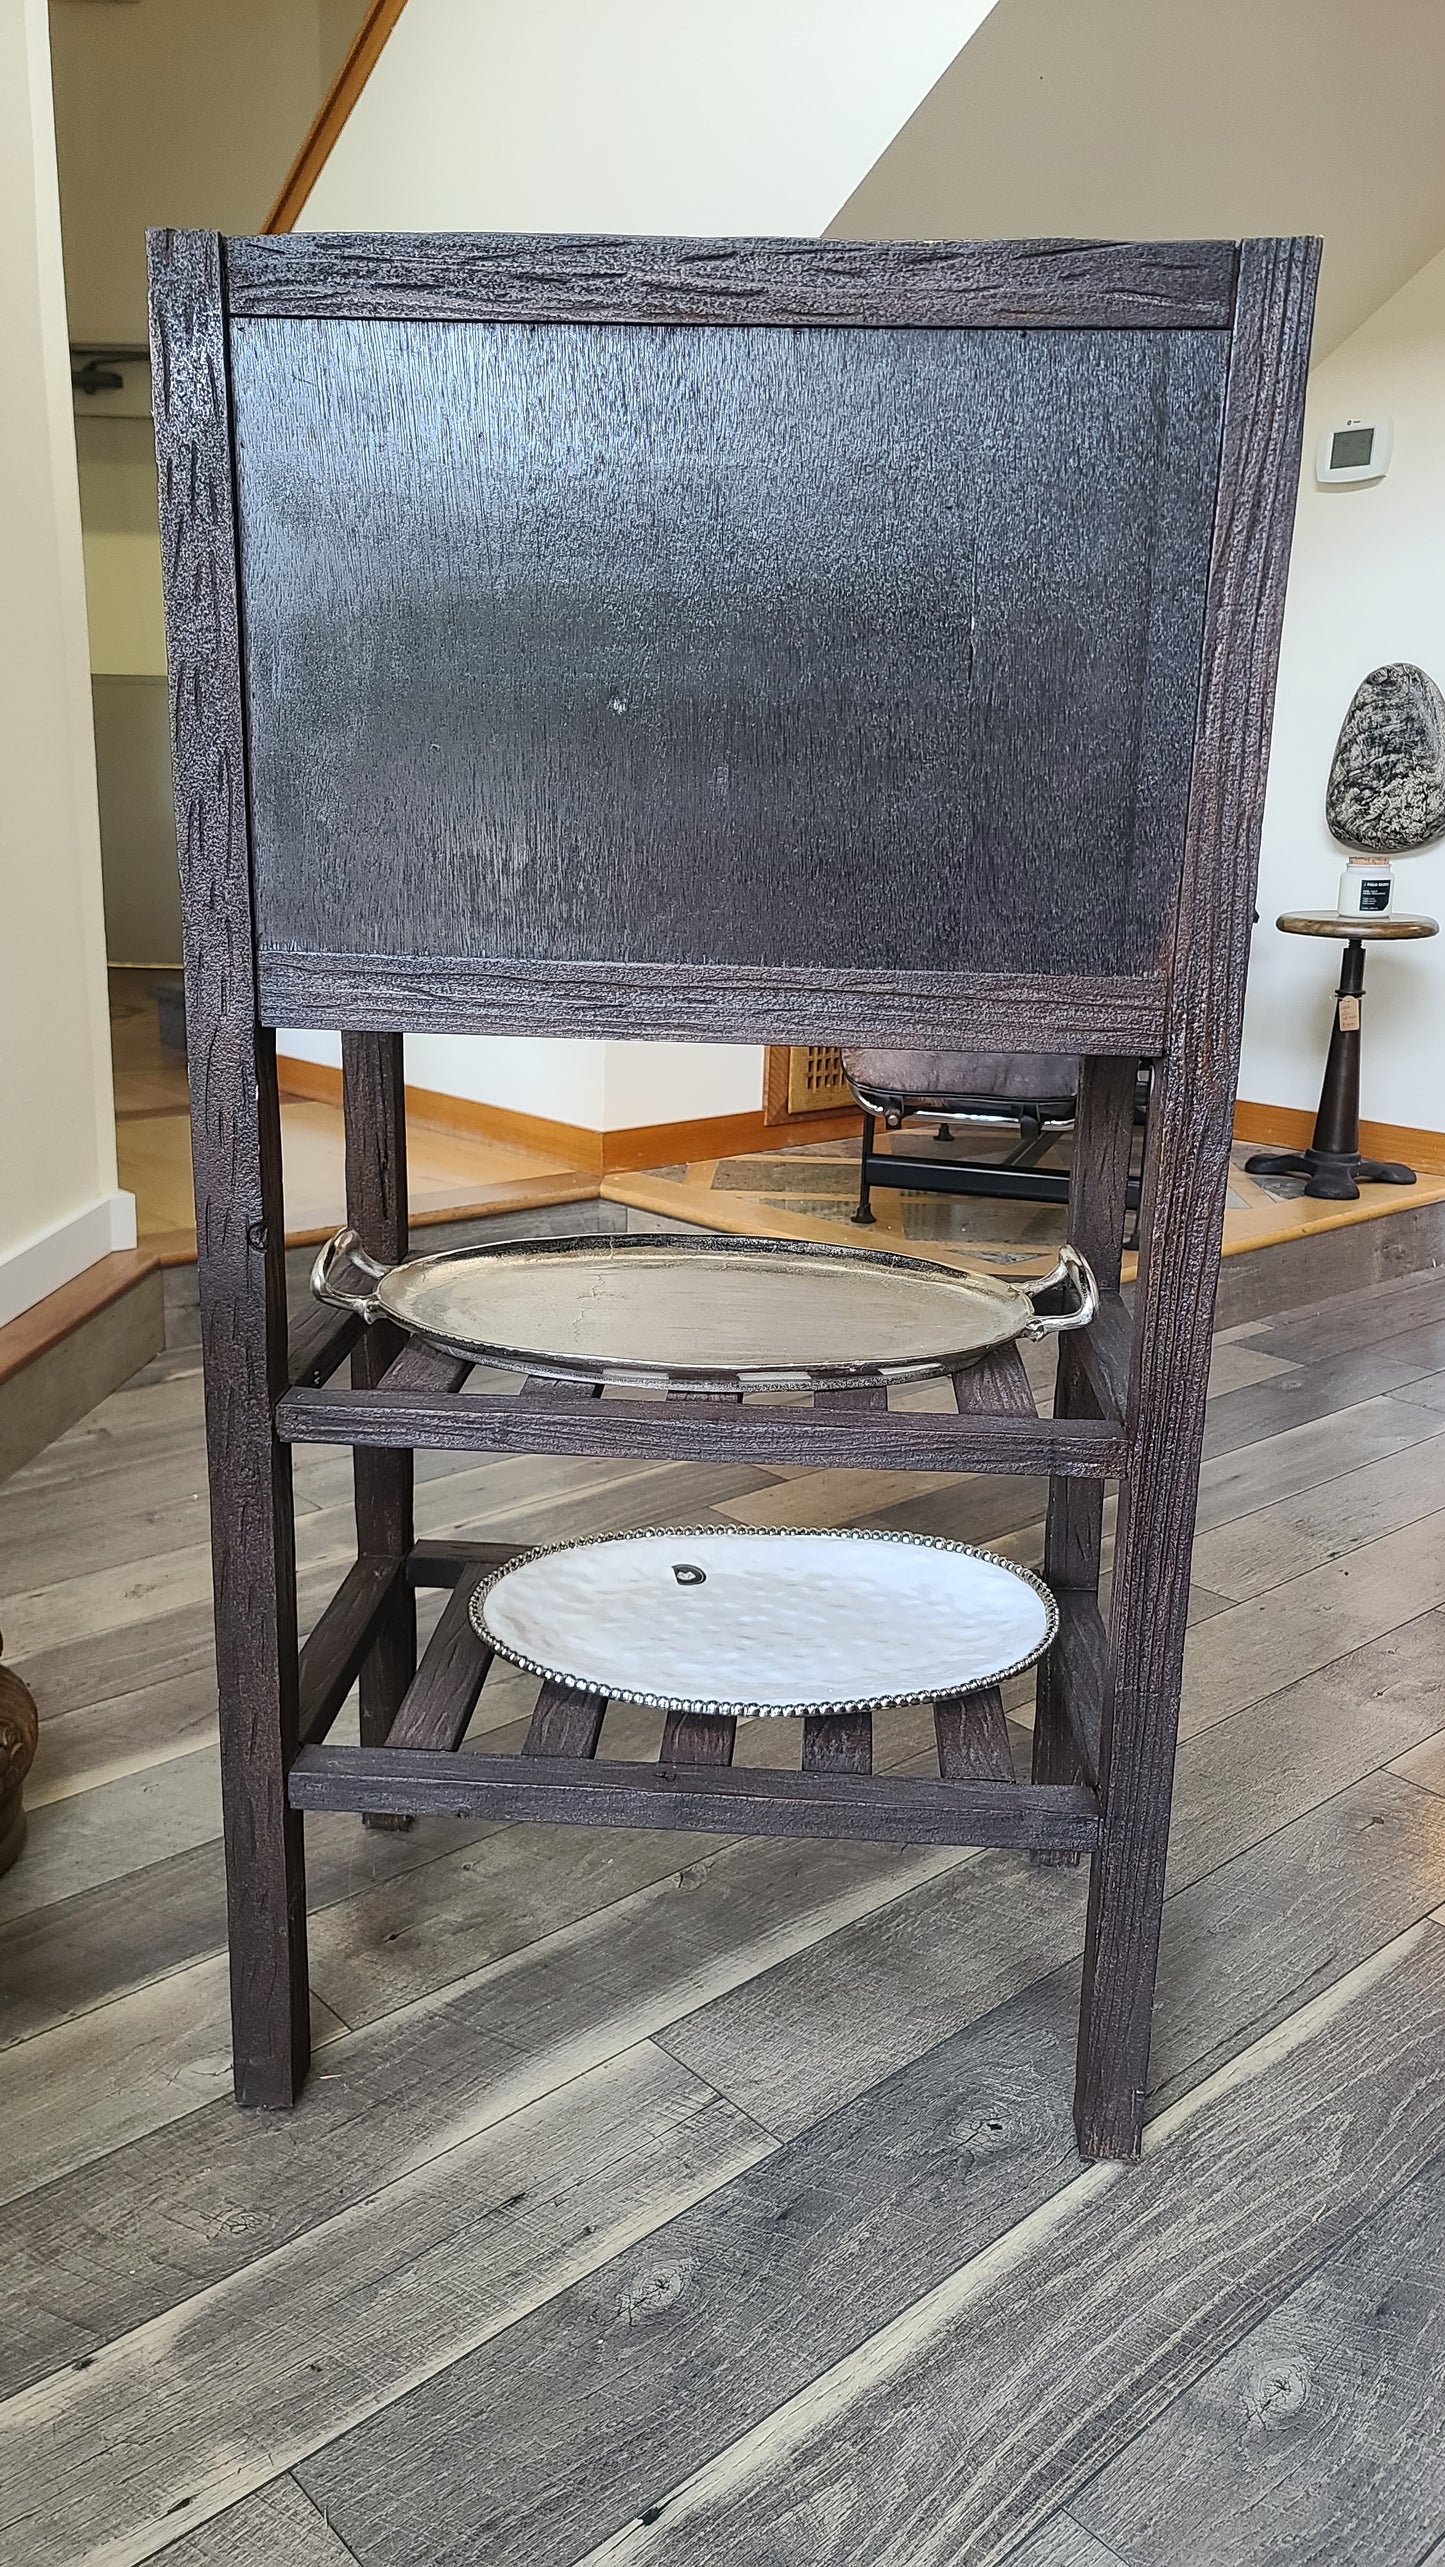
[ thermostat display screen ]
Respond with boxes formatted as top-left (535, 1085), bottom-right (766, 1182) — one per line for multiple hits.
top-left (1330, 426), bottom-right (1375, 470)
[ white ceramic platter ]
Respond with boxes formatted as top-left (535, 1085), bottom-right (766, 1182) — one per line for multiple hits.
top-left (313, 1228), bottom-right (1098, 1391)
top-left (470, 1525), bottom-right (1058, 1717)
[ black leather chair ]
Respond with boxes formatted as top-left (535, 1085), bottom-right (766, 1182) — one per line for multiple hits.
top-left (843, 1049), bottom-right (1146, 1225)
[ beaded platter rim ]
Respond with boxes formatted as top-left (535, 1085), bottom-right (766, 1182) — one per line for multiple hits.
top-left (468, 1522), bottom-right (1060, 1719)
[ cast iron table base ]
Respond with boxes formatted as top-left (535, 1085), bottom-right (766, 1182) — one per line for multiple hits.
top-left (1244, 909), bottom-right (1439, 1202)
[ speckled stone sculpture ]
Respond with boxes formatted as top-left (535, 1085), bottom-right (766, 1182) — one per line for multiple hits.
top-left (1326, 662), bottom-right (1445, 851)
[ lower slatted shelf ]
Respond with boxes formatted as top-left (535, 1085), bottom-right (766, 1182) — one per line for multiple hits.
top-left (287, 1742), bottom-right (1100, 1851)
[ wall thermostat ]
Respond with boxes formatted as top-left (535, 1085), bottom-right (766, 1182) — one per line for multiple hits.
top-left (1316, 417), bottom-right (1392, 485)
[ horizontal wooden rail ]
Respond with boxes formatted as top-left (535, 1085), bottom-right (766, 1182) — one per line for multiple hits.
top-left (277, 1386), bottom-right (1124, 1478)
top-left (287, 1744), bottom-right (1101, 1851)
top-left (297, 1553), bottom-right (403, 1746)
top-left (228, 235), bottom-right (1238, 333)
top-left (257, 954), bottom-right (1169, 1060)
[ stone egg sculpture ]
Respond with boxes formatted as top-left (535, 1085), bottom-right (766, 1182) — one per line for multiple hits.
top-left (1325, 662), bottom-right (1445, 853)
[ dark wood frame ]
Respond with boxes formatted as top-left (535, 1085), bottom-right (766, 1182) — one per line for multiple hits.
top-left (150, 228), bottom-right (1317, 2159)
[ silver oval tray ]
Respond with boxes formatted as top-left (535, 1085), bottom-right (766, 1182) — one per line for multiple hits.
top-left (312, 1229), bottom-right (1097, 1391)
top-left (470, 1525), bottom-right (1058, 1717)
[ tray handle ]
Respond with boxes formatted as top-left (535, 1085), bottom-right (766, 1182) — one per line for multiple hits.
top-left (1021, 1244), bottom-right (1100, 1339)
top-left (310, 1226), bottom-right (390, 1323)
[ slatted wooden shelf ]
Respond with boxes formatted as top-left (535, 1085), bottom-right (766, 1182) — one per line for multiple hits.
top-left (289, 1741), bottom-right (1100, 1851)
top-left (289, 1394), bottom-right (1100, 1845)
top-left (278, 1325), bottom-right (1127, 1476)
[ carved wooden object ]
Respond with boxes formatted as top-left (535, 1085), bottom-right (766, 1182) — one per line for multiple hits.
top-left (0, 1635), bottom-right (38, 1877)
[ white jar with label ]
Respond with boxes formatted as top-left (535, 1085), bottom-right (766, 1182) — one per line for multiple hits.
top-left (1337, 858), bottom-right (1394, 919)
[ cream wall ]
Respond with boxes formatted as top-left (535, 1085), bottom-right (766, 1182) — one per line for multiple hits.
top-left (1240, 248), bottom-right (1445, 1134)
top-left (279, 1030), bottom-right (764, 1134)
top-left (835, 0), bottom-right (1445, 358)
top-left (304, 0), bottom-right (994, 237)
top-left (1, 0), bottom-right (133, 1327)
top-left (48, 0), bottom-right (351, 345)
top-left (49, 0), bottom-right (371, 969)
top-left (289, 0), bottom-right (994, 1129)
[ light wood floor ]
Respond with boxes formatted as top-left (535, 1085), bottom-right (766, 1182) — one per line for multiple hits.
top-left (3, 1262), bottom-right (1445, 2561)
top-left (605, 1126), bottom-right (1445, 1283)
top-left (110, 972), bottom-right (594, 1259)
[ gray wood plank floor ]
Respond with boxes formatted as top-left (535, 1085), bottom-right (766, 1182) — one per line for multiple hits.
top-left (2, 1264), bottom-right (1444, 2565)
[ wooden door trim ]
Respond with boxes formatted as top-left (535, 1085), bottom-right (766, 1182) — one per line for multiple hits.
top-left (265, 0), bottom-right (411, 236)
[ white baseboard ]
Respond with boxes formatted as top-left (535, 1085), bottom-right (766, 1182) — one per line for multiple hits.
top-left (0, 1191), bottom-right (138, 1330)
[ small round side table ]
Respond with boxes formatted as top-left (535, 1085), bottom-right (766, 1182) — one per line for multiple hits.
top-left (1244, 910), bottom-right (1439, 1201)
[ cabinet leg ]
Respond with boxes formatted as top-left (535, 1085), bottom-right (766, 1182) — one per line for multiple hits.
top-left (1073, 1045), bottom-right (1220, 2160)
top-left (1032, 1480), bottom-right (1101, 1866)
top-left (211, 1037), bottom-right (310, 2109)
top-left (1035, 1055), bottom-right (1136, 1865)
top-left (343, 1032), bottom-right (416, 1827)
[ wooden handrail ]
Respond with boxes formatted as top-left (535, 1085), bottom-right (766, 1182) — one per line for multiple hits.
top-left (265, 0), bottom-right (411, 235)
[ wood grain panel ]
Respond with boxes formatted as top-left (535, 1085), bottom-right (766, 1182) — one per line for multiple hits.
top-left (226, 232), bottom-right (1238, 329)
top-left (230, 317), bottom-right (1225, 988)
top-left (257, 952), bottom-right (1168, 1052)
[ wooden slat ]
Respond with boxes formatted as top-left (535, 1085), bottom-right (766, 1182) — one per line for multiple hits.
top-left (407, 1537), bottom-right (528, 1589)
top-left (1071, 1292), bottom-right (1133, 1427)
top-left (288, 1745), bottom-right (1100, 1851)
top-left (519, 1375), bottom-right (604, 1403)
top-left (660, 1712), bottom-right (738, 1765)
top-left (287, 1301), bottom-right (361, 1390)
top-left (812, 1380), bottom-right (888, 1412)
top-left (523, 1682), bottom-right (608, 1759)
top-left (802, 1714), bottom-right (872, 1773)
top-left (259, 953), bottom-right (1169, 1059)
top-left (343, 1030), bottom-right (414, 1803)
top-left (1050, 1589), bottom-right (1110, 1791)
top-left (934, 1685), bottom-right (1015, 1783)
top-left (385, 1581), bottom-right (492, 1754)
top-left (380, 1339), bottom-right (474, 1395)
top-left (953, 1345), bottom-right (1037, 1417)
top-left (654, 1379), bottom-right (742, 1766)
top-left (1035, 1057), bottom-right (1138, 1833)
top-left (277, 1386), bottom-right (1123, 1478)
top-left (296, 1554), bottom-right (401, 1749)
top-left (226, 232), bottom-right (1239, 330)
